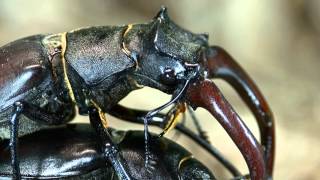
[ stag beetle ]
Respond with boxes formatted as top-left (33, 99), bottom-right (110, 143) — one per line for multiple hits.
top-left (0, 7), bottom-right (275, 180)
top-left (0, 123), bottom-right (215, 179)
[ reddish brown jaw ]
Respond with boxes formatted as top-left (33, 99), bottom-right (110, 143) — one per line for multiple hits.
top-left (202, 46), bottom-right (275, 177)
top-left (185, 78), bottom-right (266, 180)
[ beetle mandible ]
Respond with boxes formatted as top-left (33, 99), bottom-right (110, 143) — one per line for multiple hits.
top-left (0, 7), bottom-right (275, 180)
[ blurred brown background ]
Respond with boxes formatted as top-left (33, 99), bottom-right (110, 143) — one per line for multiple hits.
top-left (1, 0), bottom-right (319, 179)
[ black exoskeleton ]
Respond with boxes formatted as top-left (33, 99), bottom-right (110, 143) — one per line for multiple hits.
top-left (0, 7), bottom-right (275, 180)
top-left (0, 8), bottom-right (207, 180)
top-left (0, 123), bottom-right (216, 179)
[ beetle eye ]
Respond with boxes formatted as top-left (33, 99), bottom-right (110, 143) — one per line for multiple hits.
top-left (161, 67), bottom-right (177, 85)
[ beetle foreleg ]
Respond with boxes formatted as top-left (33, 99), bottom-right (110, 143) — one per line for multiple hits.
top-left (170, 110), bottom-right (186, 141)
top-left (142, 116), bottom-right (157, 174)
top-left (88, 106), bottom-right (132, 180)
top-left (158, 102), bottom-right (186, 137)
top-left (9, 102), bottom-right (23, 180)
top-left (142, 79), bottom-right (191, 173)
top-left (109, 104), bottom-right (242, 177)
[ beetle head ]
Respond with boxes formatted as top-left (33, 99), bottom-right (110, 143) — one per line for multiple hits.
top-left (126, 9), bottom-right (269, 178)
top-left (132, 7), bottom-right (209, 94)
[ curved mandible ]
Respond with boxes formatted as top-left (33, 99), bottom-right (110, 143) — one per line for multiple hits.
top-left (185, 78), bottom-right (266, 180)
top-left (202, 46), bottom-right (275, 176)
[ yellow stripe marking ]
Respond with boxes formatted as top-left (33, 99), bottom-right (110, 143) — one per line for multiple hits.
top-left (159, 103), bottom-right (186, 137)
top-left (121, 24), bottom-right (139, 70)
top-left (121, 24), bottom-right (133, 57)
top-left (60, 32), bottom-right (76, 103)
top-left (178, 155), bottom-right (193, 172)
top-left (91, 100), bottom-right (109, 128)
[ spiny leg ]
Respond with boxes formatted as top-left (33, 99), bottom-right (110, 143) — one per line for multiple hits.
top-left (142, 79), bottom-right (191, 173)
top-left (109, 103), bottom-right (210, 143)
top-left (109, 104), bottom-right (242, 177)
top-left (88, 106), bottom-right (131, 180)
top-left (204, 46), bottom-right (275, 176)
top-left (143, 114), bottom-right (159, 174)
top-left (158, 102), bottom-right (186, 137)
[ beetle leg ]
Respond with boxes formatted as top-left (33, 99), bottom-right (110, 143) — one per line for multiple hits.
top-left (171, 110), bottom-right (186, 141)
top-left (158, 103), bottom-right (209, 143)
top-left (142, 116), bottom-right (157, 174)
top-left (187, 106), bottom-right (211, 144)
top-left (175, 123), bottom-right (242, 177)
top-left (109, 104), bottom-right (242, 177)
top-left (203, 46), bottom-right (275, 176)
top-left (8, 101), bottom-right (74, 180)
top-left (9, 102), bottom-right (23, 180)
top-left (158, 102), bottom-right (186, 137)
top-left (110, 104), bottom-right (209, 143)
top-left (88, 106), bottom-right (132, 180)
top-left (142, 79), bottom-right (191, 173)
